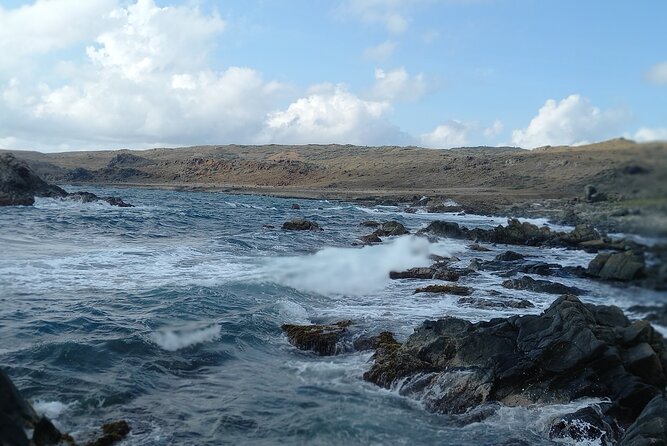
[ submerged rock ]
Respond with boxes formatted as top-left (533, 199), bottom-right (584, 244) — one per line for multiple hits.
top-left (414, 285), bottom-right (472, 296)
top-left (501, 276), bottom-right (584, 295)
top-left (281, 321), bottom-right (352, 356)
top-left (364, 296), bottom-right (667, 427)
top-left (359, 220), bottom-right (381, 227)
top-left (282, 218), bottom-right (322, 231)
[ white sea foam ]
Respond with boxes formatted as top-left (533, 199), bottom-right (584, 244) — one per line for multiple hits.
top-left (152, 324), bottom-right (221, 351)
top-left (263, 235), bottom-right (466, 296)
top-left (32, 400), bottom-right (73, 420)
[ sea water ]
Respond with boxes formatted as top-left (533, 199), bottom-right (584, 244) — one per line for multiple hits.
top-left (0, 186), bottom-right (663, 445)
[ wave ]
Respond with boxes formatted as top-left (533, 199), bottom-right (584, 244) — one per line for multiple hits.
top-left (151, 324), bottom-right (221, 351)
top-left (32, 400), bottom-right (73, 420)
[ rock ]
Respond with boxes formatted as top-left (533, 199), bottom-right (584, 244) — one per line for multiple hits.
top-left (585, 184), bottom-right (608, 202)
top-left (617, 395), bottom-right (667, 445)
top-left (352, 331), bottom-right (399, 352)
top-left (262, 224), bottom-right (275, 229)
top-left (281, 321), bottom-right (352, 356)
top-left (588, 251), bottom-right (645, 281)
top-left (560, 224), bottom-right (602, 245)
top-left (419, 221), bottom-right (468, 239)
top-left (86, 420), bottom-right (131, 446)
top-left (291, 203), bottom-right (300, 209)
top-left (457, 297), bottom-right (534, 309)
top-left (359, 220), bottom-right (381, 227)
top-left (432, 268), bottom-right (463, 282)
top-left (390, 267), bottom-right (435, 280)
top-left (66, 192), bottom-right (134, 207)
top-left (414, 285), bottom-right (472, 296)
top-left (628, 304), bottom-right (667, 327)
top-left (0, 369), bottom-right (64, 446)
top-left (495, 251), bottom-right (525, 262)
top-left (622, 165), bottom-right (649, 175)
top-left (104, 196), bottom-right (133, 207)
top-left (365, 295), bottom-right (667, 427)
top-left (469, 243), bottom-right (492, 252)
top-left (501, 276), bottom-right (584, 295)
top-left (549, 405), bottom-right (621, 445)
top-left (375, 221), bottom-right (408, 236)
top-left (359, 232), bottom-right (382, 245)
top-left (0, 153), bottom-right (67, 205)
top-left (282, 218), bottom-right (322, 231)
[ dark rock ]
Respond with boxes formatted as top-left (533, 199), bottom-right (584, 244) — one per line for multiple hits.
top-left (291, 203), bottom-right (300, 209)
top-left (262, 224), bottom-right (275, 229)
top-left (353, 331), bottom-right (399, 352)
top-left (588, 251), bottom-right (645, 281)
top-left (585, 184), bottom-right (607, 202)
top-left (617, 395), bottom-right (667, 445)
top-left (281, 321), bottom-right (352, 356)
top-left (502, 276), bottom-right (584, 295)
top-left (86, 420), bottom-right (131, 446)
top-left (628, 304), bottom-right (667, 327)
top-left (359, 233), bottom-right (382, 245)
top-left (457, 297), bottom-right (534, 309)
top-left (622, 165), bottom-right (649, 175)
top-left (560, 224), bottom-right (602, 245)
top-left (0, 153), bottom-right (67, 205)
top-left (495, 251), bottom-right (525, 262)
top-left (65, 167), bottom-right (94, 181)
top-left (375, 221), bottom-right (408, 236)
top-left (390, 267), bottom-right (435, 280)
top-left (469, 243), bottom-right (492, 252)
top-left (104, 196), bottom-right (133, 207)
top-left (33, 416), bottom-right (63, 446)
top-left (359, 220), bottom-right (381, 227)
top-left (282, 218), bottom-right (322, 231)
top-left (432, 268), bottom-right (463, 282)
top-left (414, 285), bottom-right (472, 296)
top-left (365, 296), bottom-right (667, 427)
top-left (549, 405), bottom-right (621, 445)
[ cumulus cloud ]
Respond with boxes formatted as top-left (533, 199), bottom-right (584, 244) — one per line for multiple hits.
top-left (632, 127), bottom-right (667, 142)
top-left (369, 67), bottom-right (426, 102)
top-left (261, 83), bottom-right (409, 145)
top-left (420, 120), bottom-right (471, 148)
top-left (363, 41), bottom-right (397, 61)
top-left (646, 61), bottom-right (667, 85)
top-left (0, 0), bottom-right (118, 70)
top-left (511, 94), bottom-right (626, 149)
top-left (339, 0), bottom-right (409, 34)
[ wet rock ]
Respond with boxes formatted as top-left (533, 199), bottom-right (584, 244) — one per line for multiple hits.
top-left (365, 295), bottom-right (667, 427)
top-left (414, 285), bottom-right (472, 296)
top-left (352, 331), bottom-right (399, 352)
top-left (359, 220), bottom-right (381, 227)
top-left (501, 276), bottom-right (584, 295)
top-left (560, 224), bottom-right (602, 245)
top-left (432, 268), bottom-right (463, 282)
top-left (281, 321), bottom-right (352, 356)
top-left (390, 267), bottom-right (435, 280)
top-left (86, 420), bottom-right (131, 446)
top-left (588, 251), bottom-right (645, 281)
top-left (374, 221), bottom-right (408, 236)
top-left (457, 297), bottom-right (534, 309)
top-left (262, 224), bottom-right (275, 229)
top-left (358, 232), bottom-right (382, 245)
top-left (469, 243), bottom-right (492, 252)
top-left (282, 218), bottom-right (322, 231)
top-left (549, 405), bottom-right (621, 445)
top-left (617, 395), bottom-right (667, 445)
top-left (495, 251), bottom-right (525, 262)
top-left (0, 153), bottom-right (67, 205)
top-left (291, 203), bottom-right (300, 209)
top-left (66, 192), bottom-right (134, 207)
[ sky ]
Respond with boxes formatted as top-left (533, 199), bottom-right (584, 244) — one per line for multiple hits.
top-left (0, 0), bottom-right (666, 152)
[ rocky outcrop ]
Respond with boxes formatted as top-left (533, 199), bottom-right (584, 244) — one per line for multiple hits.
top-left (364, 296), bottom-right (667, 428)
top-left (414, 285), bottom-right (472, 296)
top-left (588, 251), bottom-right (645, 281)
top-left (373, 221), bottom-right (408, 237)
top-left (501, 276), bottom-right (584, 295)
top-left (617, 395), bottom-right (667, 445)
top-left (358, 232), bottom-right (382, 245)
top-left (389, 265), bottom-right (467, 282)
top-left (457, 296), bottom-right (534, 309)
top-left (281, 321), bottom-right (351, 355)
top-left (494, 251), bottom-right (525, 262)
top-left (282, 218), bottom-right (322, 231)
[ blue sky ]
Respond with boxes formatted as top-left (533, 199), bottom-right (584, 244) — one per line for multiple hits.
top-left (0, 0), bottom-right (665, 152)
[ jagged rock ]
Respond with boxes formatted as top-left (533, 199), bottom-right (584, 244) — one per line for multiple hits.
top-left (560, 225), bottom-right (602, 245)
top-left (364, 296), bottom-right (667, 427)
top-left (414, 285), bottom-right (472, 296)
top-left (588, 251), bottom-right (645, 281)
top-left (86, 420), bottom-right (131, 446)
top-left (0, 153), bottom-right (67, 205)
top-left (457, 297), bottom-right (534, 309)
top-left (281, 321), bottom-right (352, 355)
top-left (549, 405), bottom-right (621, 445)
top-left (282, 218), bottom-right (322, 231)
top-left (495, 251), bottom-right (525, 262)
top-left (617, 395), bottom-right (667, 445)
top-left (374, 221), bottom-right (408, 236)
top-left (502, 276), bottom-right (584, 295)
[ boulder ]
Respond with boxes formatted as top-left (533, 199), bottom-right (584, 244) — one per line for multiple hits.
top-left (414, 285), bottom-right (472, 296)
top-left (548, 405), bottom-right (621, 445)
top-left (390, 267), bottom-right (436, 280)
top-left (375, 221), bottom-right (408, 236)
top-left (469, 243), bottom-right (492, 252)
top-left (457, 297), bottom-right (534, 309)
top-left (282, 218), bottom-right (322, 231)
top-left (501, 276), bottom-right (584, 295)
top-left (358, 232), bottom-right (382, 245)
top-left (281, 321), bottom-right (352, 355)
top-left (494, 251), bottom-right (525, 262)
top-left (617, 395), bottom-right (667, 445)
top-left (588, 251), bottom-right (645, 281)
top-left (86, 420), bottom-right (131, 446)
top-left (0, 153), bottom-right (67, 205)
top-left (364, 296), bottom-right (667, 427)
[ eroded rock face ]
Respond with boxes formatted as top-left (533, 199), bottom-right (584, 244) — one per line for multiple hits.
top-left (282, 218), bottom-right (322, 231)
top-left (281, 321), bottom-right (352, 355)
top-left (364, 296), bottom-right (667, 425)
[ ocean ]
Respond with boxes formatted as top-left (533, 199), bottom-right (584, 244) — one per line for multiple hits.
top-left (1, 186), bottom-right (663, 445)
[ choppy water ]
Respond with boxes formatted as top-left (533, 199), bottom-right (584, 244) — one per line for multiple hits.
top-left (1, 186), bottom-right (664, 445)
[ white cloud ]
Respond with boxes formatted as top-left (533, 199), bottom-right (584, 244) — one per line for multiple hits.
top-left (484, 120), bottom-right (503, 137)
top-left (369, 67), bottom-right (426, 102)
top-left (646, 61), bottom-right (667, 85)
top-left (261, 84), bottom-right (408, 145)
top-left (363, 41), bottom-right (397, 61)
top-left (0, 0), bottom-right (118, 70)
top-left (632, 127), bottom-right (667, 142)
top-left (420, 120), bottom-right (471, 148)
top-left (339, 0), bottom-right (409, 34)
top-left (511, 94), bottom-right (626, 149)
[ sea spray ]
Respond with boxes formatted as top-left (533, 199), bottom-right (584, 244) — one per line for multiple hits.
top-left (151, 324), bottom-right (221, 351)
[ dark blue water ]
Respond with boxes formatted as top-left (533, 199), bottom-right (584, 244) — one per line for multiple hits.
top-left (1, 186), bottom-right (663, 445)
